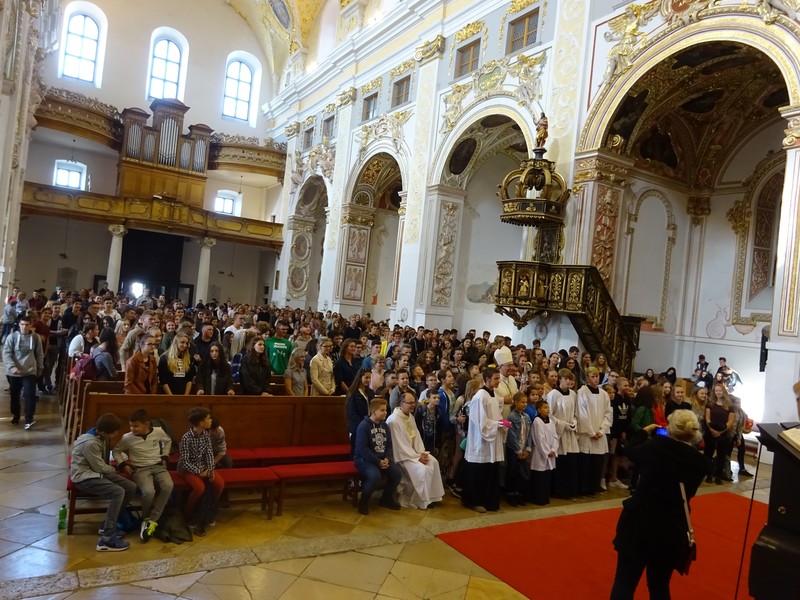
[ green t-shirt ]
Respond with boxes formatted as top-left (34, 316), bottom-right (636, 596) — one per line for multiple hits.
top-left (265, 336), bottom-right (292, 375)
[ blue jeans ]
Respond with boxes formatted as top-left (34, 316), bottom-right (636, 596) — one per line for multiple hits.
top-left (8, 375), bottom-right (37, 424)
top-left (355, 459), bottom-right (401, 504)
top-left (75, 473), bottom-right (138, 536)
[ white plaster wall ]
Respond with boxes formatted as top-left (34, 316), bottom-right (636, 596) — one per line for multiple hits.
top-left (42, 0), bottom-right (272, 136)
top-left (452, 154), bottom-right (523, 339)
top-left (180, 239), bottom-right (262, 304)
top-left (26, 139), bottom-right (118, 195)
top-left (16, 215), bottom-right (111, 292)
top-left (203, 176), bottom-right (274, 221)
top-left (720, 120), bottom-right (785, 185)
top-left (364, 210), bottom-right (398, 322)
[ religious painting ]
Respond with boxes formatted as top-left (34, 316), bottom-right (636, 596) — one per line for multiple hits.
top-left (342, 264), bottom-right (364, 301)
top-left (291, 233), bottom-right (311, 261)
top-left (346, 226), bottom-right (368, 265)
top-left (289, 266), bottom-right (307, 293)
top-left (268, 0), bottom-right (291, 29)
top-left (56, 267), bottom-right (77, 292)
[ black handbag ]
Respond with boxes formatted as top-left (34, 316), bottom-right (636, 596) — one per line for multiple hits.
top-left (677, 481), bottom-right (697, 575)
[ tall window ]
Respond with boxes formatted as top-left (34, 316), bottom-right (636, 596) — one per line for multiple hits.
top-left (508, 9), bottom-right (539, 54)
top-left (223, 60), bottom-right (252, 121)
top-left (322, 115), bottom-right (336, 140)
top-left (214, 190), bottom-right (241, 216)
top-left (146, 28), bottom-right (189, 101)
top-left (222, 52), bottom-right (262, 127)
top-left (455, 40), bottom-right (480, 78)
top-left (303, 127), bottom-right (314, 150)
top-left (53, 160), bottom-right (87, 190)
top-left (149, 39), bottom-right (181, 99)
top-left (362, 93), bottom-right (378, 122)
top-left (392, 76), bottom-right (411, 107)
top-left (58, 2), bottom-right (108, 87)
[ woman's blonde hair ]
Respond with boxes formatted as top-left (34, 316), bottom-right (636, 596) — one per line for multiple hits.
top-left (712, 382), bottom-right (732, 410)
top-left (667, 409), bottom-right (701, 444)
top-left (166, 332), bottom-right (191, 374)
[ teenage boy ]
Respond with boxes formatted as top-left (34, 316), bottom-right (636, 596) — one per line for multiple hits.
top-left (70, 413), bottom-right (136, 551)
top-left (3, 314), bottom-right (43, 428)
top-left (353, 398), bottom-right (402, 515)
top-left (113, 409), bottom-right (174, 542)
top-left (178, 407), bottom-right (225, 537)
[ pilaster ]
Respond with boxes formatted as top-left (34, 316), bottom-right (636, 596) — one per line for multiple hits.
top-left (334, 204), bottom-right (375, 314)
top-left (285, 215), bottom-right (316, 308)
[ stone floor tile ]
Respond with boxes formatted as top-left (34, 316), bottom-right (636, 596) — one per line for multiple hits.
top-left (464, 576), bottom-right (527, 600)
top-left (278, 577), bottom-right (376, 600)
top-left (180, 582), bottom-right (252, 600)
top-left (131, 572), bottom-right (206, 595)
top-left (66, 583), bottom-right (180, 599)
top-left (425, 569), bottom-right (470, 598)
top-left (259, 557), bottom-right (313, 576)
top-left (386, 560), bottom-right (434, 598)
top-left (282, 515), bottom-right (357, 540)
top-left (0, 512), bottom-right (61, 545)
top-left (303, 550), bottom-right (395, 592)
top-left (377, 573), bottom-right (424, 600)
top-left (0, 545), bottom-right (85, 581)
top-left (0, 483), bottom-right (67, 510)
top-left (240, 565), bottom-right (297, 599)
top-left (357, 542), bottom-right (406, 560)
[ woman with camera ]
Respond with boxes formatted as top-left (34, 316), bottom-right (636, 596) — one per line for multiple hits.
top-left (609, 409), bottom-right (708, 599)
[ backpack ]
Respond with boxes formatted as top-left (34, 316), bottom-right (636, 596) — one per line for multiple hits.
top-left (71, 353), bottom-right (98, 382)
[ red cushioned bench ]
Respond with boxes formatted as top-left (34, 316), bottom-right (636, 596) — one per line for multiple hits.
top-left (66, 471), bottom-right (187, 535)
top-left (271, 461), bottom-right (359, 516)
top-left (214, 467), bottom-right (279, 519)
top-left (167, 444), bottom-right (351, 469)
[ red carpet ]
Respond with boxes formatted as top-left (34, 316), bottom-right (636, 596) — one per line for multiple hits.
top-left (439, 492), bottom-right (767, 599)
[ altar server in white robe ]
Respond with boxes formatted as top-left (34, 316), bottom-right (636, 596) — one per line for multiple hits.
top-left (577, 366), bottom-right (612, 496)
top-left (386, 390), bottom-right (445, 509)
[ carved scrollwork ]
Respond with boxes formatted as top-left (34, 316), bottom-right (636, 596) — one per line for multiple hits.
top-left (357, 110), bottom-right (412, 161)
top-left (336, 87), bottom-right (357, 107)
top-left (414, 35), bottom-right (445, 62)
top-left (431, 201), bottom-right (460, 307)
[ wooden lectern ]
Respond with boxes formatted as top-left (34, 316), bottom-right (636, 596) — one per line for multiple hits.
top-left (749, 423), bottom-right (800, 599)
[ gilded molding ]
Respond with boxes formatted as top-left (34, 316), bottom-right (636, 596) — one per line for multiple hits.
top-left (108, 224), bottom-right (127, 237)
top-left (574, 156), bottom-right (628, 184)
top-left (509, 0), bottom-right (538, 13)
top-left (357, 109), bottom-right (411, 161)
top-left (303, 115), bottom-right (316, 129)
top-left (22, 182), bottom-right (283, 249)
top-left (414, 35), bottom-right (445, 62)
top-left (783, 115), bottom-right (800, 149)
top-left (289, 40), bottom-right (300, 55)
top-left (360, 76), bottom-right (382, 95)
top-left (431, 201), bottom-right (460, 307)
top-left (340, 0), bottom-right (352, 7)
top-left (336, 87), bottom-right (357, 107)
top-left (390, 59), bottom-right (415, 79)
top-left (455, 20), bottom-right (485, 43)
top-left (35, 89), bottom-right (123, 149)
top-left (208, 142), bottom-right (286, 177)
top-left (323, 103), bottom-right (337, 114)
top-left (687, 195), bottom-right (711, 226)
top-left (285, 121), bottom-right (301, 138)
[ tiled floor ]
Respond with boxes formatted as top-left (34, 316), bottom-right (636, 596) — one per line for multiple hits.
top-left (0, 388), bottom-right (771, 600)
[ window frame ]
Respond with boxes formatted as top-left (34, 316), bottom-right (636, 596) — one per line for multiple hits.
top-left (146, 27), bottom-right (189, 101)
top-left (455, 39), bottom-right (481, 79)
top-left (57, 2), bottom-right (108, 88)
top-left (362, 93), bottom-right (378, 122)
top-left (213, 190), bottom-right (242, 216)
top-left (53, 160), bottom-right (88, 191)
top-left (507, 9), bottom-right (540, 55)
top-left (302, 127), bottom-right (314, 151)
top-left (221, 51), bottom-right (262, 128)
top-left (322, 115), bottom-right (336, 141)
top-left (391, 76), bottom-right (411, 108)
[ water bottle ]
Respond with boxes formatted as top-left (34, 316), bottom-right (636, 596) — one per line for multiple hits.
top-left (58, 505), bottom-right (67, 531)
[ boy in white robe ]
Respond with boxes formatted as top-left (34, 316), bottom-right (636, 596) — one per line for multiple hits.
top-left (387, 391), bottom-right (445, 508)
top-left (577, 366), bottom-right (613, 495)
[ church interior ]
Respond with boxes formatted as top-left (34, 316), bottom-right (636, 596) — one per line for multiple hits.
top-left (0, 0), bottom-right (798, 596)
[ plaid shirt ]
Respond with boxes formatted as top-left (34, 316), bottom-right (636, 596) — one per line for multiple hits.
top-left (178, 428), bottom-right (214, 474)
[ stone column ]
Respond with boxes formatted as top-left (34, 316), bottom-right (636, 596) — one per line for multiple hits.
top-left (420, 185), bottom-right (465, 330)
top-left (195, 237), bottom-right (216, 303)
top-left (318, 87), bottom-right (357, 312)
top-left (763, 106), bottom-right (800, 424)
top-left (394, 37), bottom-right (444, 327)
top-left (285, 215), bottom-right (316, 308)
top-left (106, 224), bottom-right (128, 294)
top-left (571, 153), bottom-right (631, 298)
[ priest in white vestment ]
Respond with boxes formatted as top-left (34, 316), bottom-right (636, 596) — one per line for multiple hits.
top-left (386, 391), bottom-right (445, 509)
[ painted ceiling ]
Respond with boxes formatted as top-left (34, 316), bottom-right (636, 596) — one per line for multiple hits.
top-left (605, 41), bottom-right (787, 189)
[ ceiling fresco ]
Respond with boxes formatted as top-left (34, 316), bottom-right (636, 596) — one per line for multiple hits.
top-left (604, 42), bottom-right (788, 189)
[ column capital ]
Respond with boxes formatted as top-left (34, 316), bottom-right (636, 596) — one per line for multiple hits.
top-left (780, 105), bottom-right (800, 149)
top-left (108, 224), bottom-right (127, 237)
top-left (200, 237), bottom-right (217, 249)
top-left (414, 35), bottom-right (445, 64)
top-left (687, 195), bottom-right (711, 226)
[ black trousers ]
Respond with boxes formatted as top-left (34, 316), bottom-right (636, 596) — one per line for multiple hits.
top-left (703, 433), bottom-right (732, 478)
top-left (553, 453), bottom-right (578, 498)
top-left (609, 551), bottom-right (673, 600)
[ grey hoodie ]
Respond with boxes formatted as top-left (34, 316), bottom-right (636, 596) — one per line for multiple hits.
top-left (2, 330), bottom-right (43, 377)
top-left (70, 428), bottom-right (117, 483)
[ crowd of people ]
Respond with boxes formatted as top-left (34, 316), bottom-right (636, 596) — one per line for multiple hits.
top-left (2, 285), bottom-right (756, 568)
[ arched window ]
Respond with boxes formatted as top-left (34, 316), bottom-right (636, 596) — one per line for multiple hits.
top-left (58, 2), bottom-right (108, 87)
top-left (53, 160), bottom-right (88, 190)
top-left (147, 28), bottom-right (189, 101)
top-left (222, 52), bottom-right (262, 127)
top-left (214, 190), bottom-right (242, 216)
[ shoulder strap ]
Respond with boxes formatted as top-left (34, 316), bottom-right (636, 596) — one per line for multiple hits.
top-left (679, 481), bottom-right (695, 545)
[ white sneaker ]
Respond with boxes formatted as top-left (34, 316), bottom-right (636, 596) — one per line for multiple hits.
top-left (24, 420), bottom-right (36, 431)
top-left (600, 479), bottom-right (607, 491)
top-left (609, 480), bottom-right (628, 489)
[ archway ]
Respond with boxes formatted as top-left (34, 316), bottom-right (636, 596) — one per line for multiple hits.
top-left (287, 176), bottom-right (328, 307)
top-left (339, 152), bottom-right (402, 319)
top-left (578, 38), bottom-right (792, 421)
